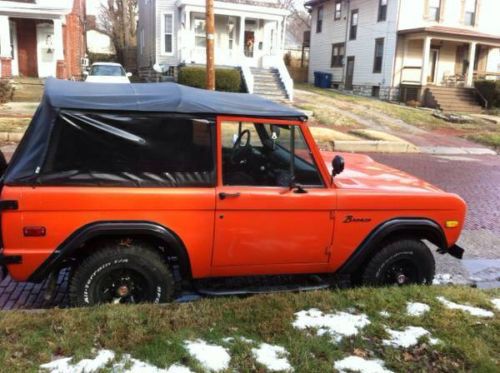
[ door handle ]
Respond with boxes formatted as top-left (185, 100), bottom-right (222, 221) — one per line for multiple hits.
top-left (219, 192), bottom-right (241, 200)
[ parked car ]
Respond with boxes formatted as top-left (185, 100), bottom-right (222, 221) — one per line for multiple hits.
top-left (0, 78), bottom-right (466, 306)
top-left (84, 62), bottom-right (132, 83)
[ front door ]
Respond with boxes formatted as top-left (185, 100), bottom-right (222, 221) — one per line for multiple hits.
top-left (212, 119), bottom-right (335, 276)
top-left (428, 48), bottom-right (439, 83)
top-left (345, 56), bottom-right (355, 90)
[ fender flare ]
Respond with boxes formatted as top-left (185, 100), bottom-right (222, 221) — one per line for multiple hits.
top-left (336, 218), bottom-right (447, 275)
top-left (28, 221), bottom-right (192, 282)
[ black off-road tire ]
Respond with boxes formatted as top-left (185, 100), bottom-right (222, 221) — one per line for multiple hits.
top-left (69, 243), bottom-right (175, 307)
top-left (362, 239), bottom-right (435, 286)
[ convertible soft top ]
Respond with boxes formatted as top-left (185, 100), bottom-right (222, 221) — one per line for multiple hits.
top-left (2, 78), bottom-right (304, 186)
top-left (42, 78), bottom-right (304, 118)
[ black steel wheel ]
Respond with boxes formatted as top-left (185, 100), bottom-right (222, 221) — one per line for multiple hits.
top-left (69, 242), bottom-right (174, 306)
top-left (362, 239), bottom-right (435, 286)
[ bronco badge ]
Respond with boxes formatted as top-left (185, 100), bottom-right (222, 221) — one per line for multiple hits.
top-left (343, 215), bottom-right (372, 223)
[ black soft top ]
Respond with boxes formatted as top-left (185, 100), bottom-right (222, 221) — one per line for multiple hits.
top-left (43, 78), bottom-right (304, 118)
top-left (3, 78), bottom-right (304, 185)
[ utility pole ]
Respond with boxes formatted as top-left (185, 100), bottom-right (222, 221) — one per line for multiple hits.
top-left (206, 0), bottom-right (215, 90)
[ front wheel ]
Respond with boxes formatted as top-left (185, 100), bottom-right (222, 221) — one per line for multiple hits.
top-left (362, 239), bottom-right (435, 286)
top-left (69, 243), bottom-right (174, 307)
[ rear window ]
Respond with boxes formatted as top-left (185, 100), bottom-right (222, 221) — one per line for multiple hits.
top-left (40, 112), bottom-right (215, 187)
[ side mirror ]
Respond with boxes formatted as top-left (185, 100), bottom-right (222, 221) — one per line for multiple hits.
top-left (332, 155), bottom-right (345, 177)
top-left (126, 72), bottom-right (133, 77)
top-left (83, 71), bottom-right (89, 76)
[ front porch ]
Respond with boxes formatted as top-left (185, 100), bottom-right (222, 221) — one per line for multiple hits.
top-left (177, 1), bottom-right (287, 69)
top-left (0, 14), bottom-right (66, 79)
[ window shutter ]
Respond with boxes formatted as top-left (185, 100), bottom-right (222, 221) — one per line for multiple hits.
top-left (459, 0), bottom-right (465, 24)
top-left (439, 0), bottom-right (446, 22)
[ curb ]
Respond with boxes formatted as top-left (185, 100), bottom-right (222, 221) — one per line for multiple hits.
top-left (332, 140), bottom-right (420, 153)
top-left (0, 132), bottom-right (24, 142)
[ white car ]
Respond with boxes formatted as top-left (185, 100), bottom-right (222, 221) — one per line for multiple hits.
top-left (84, 62), bottom-right (132, 83)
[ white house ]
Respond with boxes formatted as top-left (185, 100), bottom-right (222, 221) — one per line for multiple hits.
top-left (0, 0), bottom-right (86, 79)
top-left (306, 0), bottom-right (500, 110)
top-left (137, 0), bottom-right (294, 100)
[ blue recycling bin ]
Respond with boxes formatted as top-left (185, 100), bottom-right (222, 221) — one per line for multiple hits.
top-left (314, 71), bottom-right (332, 88)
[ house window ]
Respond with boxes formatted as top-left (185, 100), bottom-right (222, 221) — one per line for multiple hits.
top-left (163, 13), bottom-right (173, 54)
top-left (331, 43), bottom-right (345, 67)
top-left (373, 38), bottom-right (384, 73)
top-left (429, 0), bottom-right (441, 21)
top-left (464, 0), bottom-right (476, 26)
top-left (316, 6), bottom-right (323, 33)
top-left (194, 18), bottom-right (206, 47)
top-left (371, 86), bottom-right (380, 98)
top-left (350, 10), bottom-right (358, 40)
top-left (227, 18), bottom-right (235, 50)
top-left (378, 0), bottom-right (387, 22)
top-left (334, 0), bottom-right (342, 20)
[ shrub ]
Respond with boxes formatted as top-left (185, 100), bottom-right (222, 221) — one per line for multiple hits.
top-left (474, 79), bottom-right (500, 108)
top-left (0, 79), bottom-right (13, 103)
top-left (178, 66), bottom-right (242, 92)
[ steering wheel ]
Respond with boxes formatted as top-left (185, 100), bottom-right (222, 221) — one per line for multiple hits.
top-left (230, 129), bottom-right (251, 164)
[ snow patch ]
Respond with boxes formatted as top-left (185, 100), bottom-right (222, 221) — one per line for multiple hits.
top-left (379, 311), bottom-right (390, 318)
top-left (293, 308), bottom-right (370, 342)
top-left (184, 339), bottom-right (231, 372)
top-left (432, 273), bottom-right (453, 285)
top-left (334, 356), bottom-right (393, 373)
top-left (382, 326), bottom-right (430, 348)
top-left (406, 302), bottom-right (430, 317)
top-left (40, 350), bottom-right (193, 373)
top-left (40, 349), bottom-right (115, 373)
top-left (491, 298), bottom-right (500, 311)
top-left (222, 336), bottom-right (254, 344)
top-left (252, 343), bottom-right (293, 372)
top-left (437, 296), bottom-right (494, 317)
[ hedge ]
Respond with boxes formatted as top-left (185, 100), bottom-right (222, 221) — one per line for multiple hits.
top-left (474, 79), bottom-right (500, 108)
top-left (178, 66), bottom-right (242, 92)
top-left (0, 79), bottom-right (13, 103)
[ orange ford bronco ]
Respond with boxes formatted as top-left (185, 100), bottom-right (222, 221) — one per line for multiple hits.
top-left (0, 79), bottom-right (466, 306)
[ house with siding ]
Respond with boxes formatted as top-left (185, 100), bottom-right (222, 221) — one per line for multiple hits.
top-left (306, 0), bottom-right (500, 112)
top-left (137, 0), bottom-right (294, 101)
top-left (0, 0), bottom-right (86, 79)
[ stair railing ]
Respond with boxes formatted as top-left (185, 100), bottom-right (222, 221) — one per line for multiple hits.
top-left (275, 57), bottom-right (294, 101)
top-left (474, 87), bottom-right (488, 109)
top-left (240, 60), bottom-right (254, 94)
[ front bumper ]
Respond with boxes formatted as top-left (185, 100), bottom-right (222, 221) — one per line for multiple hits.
top-left (0, 253), bottom-right (22, 281)
top-left (437, 244), bottom-right (465, 259)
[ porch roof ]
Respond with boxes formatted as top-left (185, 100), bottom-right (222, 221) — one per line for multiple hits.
top-left (398, 26), bottom-right (500, 45)
top-left (176, 0), bottom-right (289, 17)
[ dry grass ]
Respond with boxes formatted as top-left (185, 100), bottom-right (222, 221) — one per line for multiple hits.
top-left (0, 286), bottom-right (498, 372)
top-left (0, 117), bottom-right (30, 133)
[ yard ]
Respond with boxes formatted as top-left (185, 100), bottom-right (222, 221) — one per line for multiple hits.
top-left (1, 286), bottom-right (498, 372)
top-left (295, 84), bottom-right (500, 150)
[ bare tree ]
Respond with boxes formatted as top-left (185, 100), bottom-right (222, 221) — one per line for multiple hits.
top-left (278, 0), bottom-right (311, 44)
top-left (99, 0), bottom-right (138, 63)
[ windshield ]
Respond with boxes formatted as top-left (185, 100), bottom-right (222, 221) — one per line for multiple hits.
top-left (90, 65), bottom-right (126, 76)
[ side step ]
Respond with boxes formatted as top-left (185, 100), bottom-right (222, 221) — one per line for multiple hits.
top-left (194, 274), bottom-right (333, 296)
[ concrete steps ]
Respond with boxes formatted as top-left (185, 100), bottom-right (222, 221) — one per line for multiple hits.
top-left (11, 78), bottom-right (44, 102)
top-left (425, 86), bottom-right (484, 113)
top-left (250, 67), bottom-right (288, 102)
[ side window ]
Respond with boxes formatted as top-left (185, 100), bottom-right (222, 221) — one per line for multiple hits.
top-left (221, 121), bottom-right (323, 187)
top-left (41, 112), bottom-right (215, 187)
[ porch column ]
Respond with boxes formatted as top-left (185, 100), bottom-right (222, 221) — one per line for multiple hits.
top-left (420, 36), bottom-right (432, 86)
top-left (0, 15), bottom-right (12, 78)
top-left (239, 16), bottom-right (245, 58)
top-left (466, 41), bottom-right (477, 87)
top-left (53, 18), bottom-right (66, 78)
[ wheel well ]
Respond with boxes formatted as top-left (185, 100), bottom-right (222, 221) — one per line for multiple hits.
top-left (338, 220), bottom-right (446, 282)
top-left (28, 221), bottom-right (194, 284)
top-left (71, 234), bottom-right (192, 282)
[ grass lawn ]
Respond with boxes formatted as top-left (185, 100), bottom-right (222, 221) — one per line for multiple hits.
top-left (1, 286), bottom-right (498, 372)
top-left (296, 84), bottom-right (500, 149)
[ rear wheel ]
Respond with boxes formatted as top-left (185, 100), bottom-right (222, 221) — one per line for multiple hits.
top-left (362, 239), bottom-right (435, 286)
top-left (69, 243), bottom-right (174, 306)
